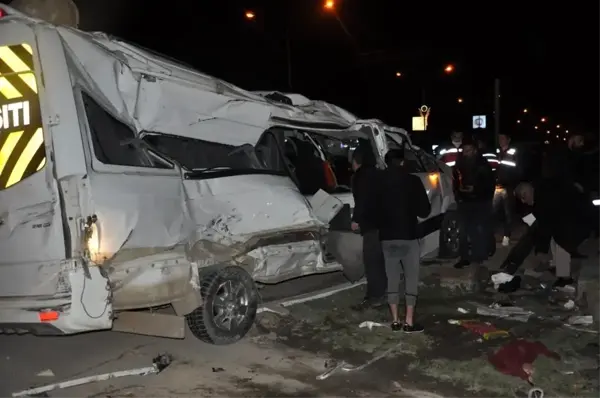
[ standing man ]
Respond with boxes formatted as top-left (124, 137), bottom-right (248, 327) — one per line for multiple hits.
top-left (437, 131), bottom-right (463, 167)
top-left (495, 133), bottom-right (520, 247)
top-left (378, 149), bottom-right (431, 332)
top-left (453, 138), bottom-right (496, 269)
top-left (350, 147), bottom-right (386, 310)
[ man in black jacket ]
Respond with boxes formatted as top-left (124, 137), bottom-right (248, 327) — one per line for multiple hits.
top-left (378, 149), bottom-right (431, 332)
top-left (453, 138), bottom-right (496, 269)
top-left (350, 147), bottom-right (387, 309)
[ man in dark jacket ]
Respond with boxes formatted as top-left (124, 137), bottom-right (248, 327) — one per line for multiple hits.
top-left (501, 179), bottom-right (592, 288)
top-left (453, 138), bottom-right (496, 269)
top-left (350, 147), bottom-right (386, 309)
top-left (378, 149), bottom-right (431, 332)
top-left (495, 133), bottom-right (521, 247)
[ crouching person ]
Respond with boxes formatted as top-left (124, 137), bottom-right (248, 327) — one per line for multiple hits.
top-left (499, 179), bottom-right (592, 291)
top-left (378, 149), bottom-right (431, 332)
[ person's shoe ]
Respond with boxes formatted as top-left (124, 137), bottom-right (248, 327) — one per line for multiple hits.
top-left (391, 321), bottom-right (402, 332)
top-left (402, 323), bottom-right (424, 333)
top-left (552, 277), bottom-right (575, 289)
top-left (454, 259), bottom-right (470, 269)
top-left (502, 236), bottom-right (510, 247)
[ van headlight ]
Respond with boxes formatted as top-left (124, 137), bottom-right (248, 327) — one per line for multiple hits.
top-left (84, 215), bottom-right (100, 263)
top-left (593, 199), bottom-right (599, 206)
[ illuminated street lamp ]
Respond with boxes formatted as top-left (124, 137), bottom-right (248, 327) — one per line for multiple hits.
top-left (541, 117), bottom-right (547, 122)
top-left (244, 10), bottom-right (255, 20)
top-left (395, 71), bottom-right (402, 77)
top-left (324, 0), bottom-right (335, 10)
top-left (556, 124), bottom-right (561, 128)
top-left (534, 126), bottom-right (538, 129)
top-left (457, 97), bottom-right (463, 103)
top-left (516, 119), bottom-right (521, 123)
top-left (523, 108), bottom-right (528, 113)
top-left (565, 129), bottom-right (569, 133)
top-left (444, 64), bottom-right (455, 74)
top-left (546, 130), bottom-right (550, 134)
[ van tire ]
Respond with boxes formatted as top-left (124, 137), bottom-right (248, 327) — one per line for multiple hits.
top-left (186, 266), bottom-right (258, 345)
top-left (438, 211), bottom-right (460, 259)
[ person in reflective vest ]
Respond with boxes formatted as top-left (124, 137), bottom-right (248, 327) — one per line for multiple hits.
top-left (494, 133), bottom-right (520, 247)
top-left (437, 131), bottom-right (463, 167)
top-left (475, 137), bottom-right (500, 171)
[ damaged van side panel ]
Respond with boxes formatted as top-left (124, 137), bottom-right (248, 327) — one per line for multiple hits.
top-left (0, 25), bottom-right (68, 298)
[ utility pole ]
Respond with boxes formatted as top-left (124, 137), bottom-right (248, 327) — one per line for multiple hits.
top-left (493, 78), bottom-right (501, 146)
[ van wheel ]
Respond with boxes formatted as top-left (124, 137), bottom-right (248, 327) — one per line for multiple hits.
top-left (186, 266), bottom-right (258, 345)
top-left (438, 211), bottom-right (460, 259)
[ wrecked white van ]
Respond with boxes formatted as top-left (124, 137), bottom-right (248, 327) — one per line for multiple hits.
top-left (255, 92), bottom-right (460, 263)
top-left (0, 5), bottom-right (457, 345)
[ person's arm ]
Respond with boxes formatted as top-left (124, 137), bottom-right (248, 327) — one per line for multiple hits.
top-left (351, 173), bottom-right (364, 224)
top-left (412, 175), bottom-right (432, 218)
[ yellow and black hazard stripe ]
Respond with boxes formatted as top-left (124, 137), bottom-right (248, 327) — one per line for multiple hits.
top-left (0, 43), bottom-right (45, 190)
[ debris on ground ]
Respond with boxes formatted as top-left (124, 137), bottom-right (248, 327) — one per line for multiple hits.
top-left (317, 345), bottom-right (398, 380)
top-left (36, 369), bottom-right (54, 377)
top-left (12, 353), bottom-right (172, 397)
top-left (447, 319), bottom-right (510, 340)
top-left (475, 304), bottom-right (534, 322)
top-left (488, 340), bottom-right (560, 384)
top-left (564, 300), bottom-right (576, 310)
top-left (567, 315), bottom-right (593, 326)
top-left (491, 272), bottom-right (514, 289)
top-left (212, 367), bottom-right (225, 373)
top-left (358, 321), bottom-right (387, 331)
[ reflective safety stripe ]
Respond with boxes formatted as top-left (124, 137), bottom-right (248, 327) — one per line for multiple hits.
top-left (439, 147), bottom-right (462, 155)
top-left (507, 148), bottom-right (516, 155)
top-left (445, 161), bottom-right (456, 167)
top-left (0, 43), bottom-right (45, 189)
top-left (499, 160), bottom-right (516, 167)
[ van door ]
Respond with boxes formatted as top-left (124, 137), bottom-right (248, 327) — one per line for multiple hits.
top-left (0, 28), bottom-right (68, 297)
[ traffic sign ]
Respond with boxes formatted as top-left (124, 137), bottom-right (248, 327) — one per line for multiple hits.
top-left (412, 116), bottom-right (426, 131)
top-left (472, 115), bottom-right (487, 129)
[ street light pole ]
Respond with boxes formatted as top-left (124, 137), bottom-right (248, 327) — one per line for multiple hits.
top-left (494, 77), bottom-right (501, 145)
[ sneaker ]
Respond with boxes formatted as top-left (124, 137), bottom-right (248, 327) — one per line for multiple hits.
top-left (454, 259), bottom-right (470, 269)
top-left (391, 322), bottom-right (402, 332)
top-left (402, 323), bottom-right (424, 333)
top-left (502, 236), bottom-right (510, 247)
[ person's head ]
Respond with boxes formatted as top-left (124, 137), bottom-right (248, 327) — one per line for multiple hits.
top-left (514, 182), bottom-right (534, 206)
top-left (384, 148), bottom-right (405, 168)
top-left (461, 137), bottom-right (478, 158)
top-left (451, 131), bottom-right (463, 146)
top-left (498, 133), bottom-right (511, 150)
top-left (567, 133), bottom-right (585, 151)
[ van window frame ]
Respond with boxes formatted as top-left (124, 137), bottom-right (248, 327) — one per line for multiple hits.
top-left (75, 89), bottom-right (178, 177)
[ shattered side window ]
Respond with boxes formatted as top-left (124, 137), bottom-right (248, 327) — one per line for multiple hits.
top-left (82, 93), bottom-right (162, 168)
top-left (143, 134), bottom-right (264, 171)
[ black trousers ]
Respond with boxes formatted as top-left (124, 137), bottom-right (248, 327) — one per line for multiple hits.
top-left (362, 229), bottom-right (387, 299)
top-left (458, 201), bottom-right (493, 263)
top-left (493, 187), bottom-right (515, 238)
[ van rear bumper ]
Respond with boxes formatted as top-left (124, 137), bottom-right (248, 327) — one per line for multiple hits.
top-left (0, 266), bottom-right (113, 335)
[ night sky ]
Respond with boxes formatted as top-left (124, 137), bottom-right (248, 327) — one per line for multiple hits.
top-left (15, 0), bottom-right (600, 143)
